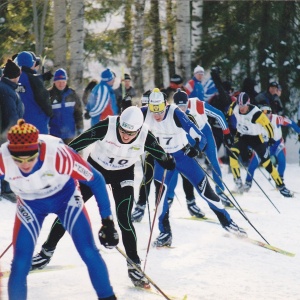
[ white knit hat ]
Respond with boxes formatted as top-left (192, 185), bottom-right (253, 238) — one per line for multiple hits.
top-left (194, 65), bottom-right (204, 75)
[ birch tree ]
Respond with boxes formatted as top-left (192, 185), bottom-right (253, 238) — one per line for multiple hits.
top-left (166, 0), bottom-right (176, 78)
top-left (131, 0), bottom-right (146, 95)
top-left (176, 0), bottom-right (191, 81)
top-left (69, 0), bottom-right (85, 95)
top-left (191, 0), bottom-right (203, 63)
top-left (53, 0), bottom-right (67, 69)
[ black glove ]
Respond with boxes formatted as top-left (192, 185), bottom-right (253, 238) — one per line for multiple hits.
top-left (268, 138), bottom-right (276, 146)
top-left (184, 144), bottom-right (199, 158)
top-left (160, 154), bottom-right (176, 170)
top-left (42, 70), bottom-right (53, 81)
top-left (224, 133), bottom-right (234, 148)
top-left (99, 218), bottom-right (119, 249)
top-left (84, 111), bottom-right (91, 120)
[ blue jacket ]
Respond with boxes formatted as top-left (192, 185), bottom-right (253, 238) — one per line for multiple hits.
top-left (18, 66), bottom-right (52, 134)
top-left (49, 85), bottom-right (83, 140)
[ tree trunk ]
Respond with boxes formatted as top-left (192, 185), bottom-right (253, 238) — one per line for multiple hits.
top-left (191, 0), bottom-right (203, 62)
top-left (176, 0), bottom-right (191, 81)
top-left (131, 0), bottom-right (146, 96)
top-left (53, 0), bottom-right (67, 69)
top-left (69, 0), bottom-right (85, 97)
top-left (166, 0), bottom-right (176, 78)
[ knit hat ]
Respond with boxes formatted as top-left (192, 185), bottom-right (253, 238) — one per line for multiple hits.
top-left (7, 119), bottom-right (39, 156)
top-left (269, 81), bottom-right (279, 88)
top-left (194, 65), bottom-right (204, 75)
top-left (101, 68), bottom-right (114, 82)
top-left (17, 51), bottom-right (35, 68)
top-left (54, 68), bottom-right (68, 81)
top-left (3, 59), bottom-right (21, 79)
top-left (170, 74), bottom-right (183, 84)
top-left (124, 73), bottom-right (131, 80)
top-left (237, 92), bottom-right (250, 107)
top-left (173, 88), bottom-right (188, 105)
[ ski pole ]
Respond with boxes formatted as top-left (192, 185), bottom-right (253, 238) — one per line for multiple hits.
top-left (225, 145), bottom-right (280, 214)
top-left (195, 157), bottom-right (270, 244)
top-left (0, 242), bottom-right (12, 260)
top-left (140, 155), bottom-right (152, 231)
top-left (143, 168), bottom-right (167, 272)
top-left (116, 246), bottom-right (171, 300)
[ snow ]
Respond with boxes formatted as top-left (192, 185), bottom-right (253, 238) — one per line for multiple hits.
top-left (1, 159), bottom-right (300, 300)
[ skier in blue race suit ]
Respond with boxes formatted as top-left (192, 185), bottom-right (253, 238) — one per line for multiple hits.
top-left (0, 119), bottom-right (118, 300)
top-left (142, 88), bottom-right (247, 247)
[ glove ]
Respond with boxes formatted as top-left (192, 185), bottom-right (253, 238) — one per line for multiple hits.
top-left (197, 136), bottom-right (207, 152)
top-left (98, 218), bottom-right (119, 249)
top-left (224, 133), bottom-right (234, 148)
top-left (84, 111), bottom-right (91, 120)
top-left (298, 134), bottom-right (300, 142)
top-left (268, 138), bottom-right (276, 146)
top-left (184, 144), bottom-right (199, 158)
top-left (210, 66), bottom-right (221, 75)
top-left (42, 70), bottom-right (53, 81)
top-left (160, 154), bottom-right (176, 170)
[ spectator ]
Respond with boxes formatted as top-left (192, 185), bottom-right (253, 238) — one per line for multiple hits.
top-left (161, 74), bottom-right (184, 102)
top-left (114, 73), bottom-right (136, 113)
top-left (85, 68), bottom-right (117, 126)
top-left (48, 68), bottom-right (84, 144)
top-left (16, 51), bottom-right (53, 134)
top-left (0, 59), bottom-right (23, 202)
top-left (255, 81), bottom-right (283, 115)
top-left (185, 65), bottom-right (205, 100)
top-left (30, 51), bottom-right (53, 83)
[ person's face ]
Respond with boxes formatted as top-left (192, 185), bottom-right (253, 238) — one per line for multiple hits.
top-left (194, 73), bottom-right (204, 81)
top-left (54, 80), bottom-right (67, 91)
top-left (107, 78), bottom-right (115, 86)
top-left (239, 105), bottom-right (249, 114)
top-left (11, 152), bottom-right (39, 173)
top-left (152, 109), bottom-right (166, 122)
top-left (118, 126), bottom-right (139, 143)
top-left (269, 86), bottom-right (278, 95)
top-left (124, 79), bottom-right (131, 89)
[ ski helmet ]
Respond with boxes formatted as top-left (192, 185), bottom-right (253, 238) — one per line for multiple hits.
top-left (119, 106), bottom-right (144, 132)
top-left (148, 88), bottom-right (166, 113)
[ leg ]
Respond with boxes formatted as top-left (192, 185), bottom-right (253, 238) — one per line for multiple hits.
top-left (132, 153), bottom-right (154, 222)
top-left (59, 190), bottom-right (115, 299)
top-left (9, 200), bottom-right (45, 300)
top-left (31, 182), bottom-right (94, 270)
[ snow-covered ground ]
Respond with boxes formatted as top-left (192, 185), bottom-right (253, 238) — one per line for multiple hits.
top-left (1, 158), bottom-right (300, 300)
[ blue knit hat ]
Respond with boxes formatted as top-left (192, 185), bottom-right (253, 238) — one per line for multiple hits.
top-left (101, 68), bottom-right (114, 82)
top-left (17, 51), bottom-right (35, 68)
top-left (54, 68), bottom-right (68, 81)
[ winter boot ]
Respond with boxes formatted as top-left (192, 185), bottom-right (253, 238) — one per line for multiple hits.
top-left (131, 204), bottom-right (146, 222)
top-left (217, 191), bottom-right (232, 207)
top-left (234, 177), bottom-right (243, 194)
top-left (243, 181), bottom-right (252, 193)
top-left (127, 260), bottom-right (150, 288)
top-left (31, 246), bottom-right (55, 270)
top-left (186, 199), bottom-right (205, 218)
top-left (223, 220), bottom-right (247, 238)
top-left (277, 184), bottom-right (294, 198)
top-left (152, 232), bottom-right (172, 247)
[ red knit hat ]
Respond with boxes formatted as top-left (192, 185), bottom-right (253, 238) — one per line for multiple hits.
top-left (7, 119), bottom-right (39, 155)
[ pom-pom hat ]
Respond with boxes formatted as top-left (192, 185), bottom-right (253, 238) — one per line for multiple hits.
top-left (101, 68), bottom-right (114, 82)
top-left (7, 119), bottom-right (39, 156)
top-left (149, 88), bottom-right (166, 113)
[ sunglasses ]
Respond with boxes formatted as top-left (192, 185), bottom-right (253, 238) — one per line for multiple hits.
top-left (148, 103), bottom-right (166, 114)
top-left (118, 126), bottom-right (139, 136)
top-left (11, 152), bottom-right (39, 164)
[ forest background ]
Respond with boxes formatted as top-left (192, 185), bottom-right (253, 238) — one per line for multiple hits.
top-left (1, 0), bottom-right (300, 131)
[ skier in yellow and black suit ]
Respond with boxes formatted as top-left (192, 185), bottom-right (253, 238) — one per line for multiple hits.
top-left (227, 92), bottom-right (293, 197)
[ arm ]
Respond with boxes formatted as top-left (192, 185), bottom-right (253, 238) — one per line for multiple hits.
top-left (68, 118), bottom-right (109, 152)
top-left (253, 111), bottom-right (274, 139)
top-left (276, 115), bottom-right (300, 134)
